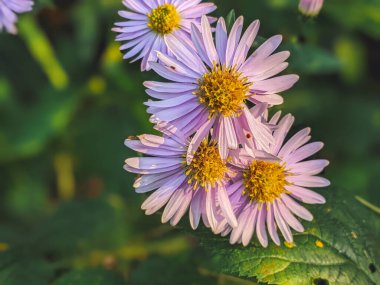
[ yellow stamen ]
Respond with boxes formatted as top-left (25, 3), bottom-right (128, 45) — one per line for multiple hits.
top-left (185, 140), bottom-right (228, 190)
top-left (195, 64), bottom-right (251, 117)
top-left (243, 160), bottom-right (288, 203)
top-left (315, 240), bottom-right (324, 248)
top-left (147, 4), bottom-right (180, 35)
top-left (284, 241), bottom-right (296, 248)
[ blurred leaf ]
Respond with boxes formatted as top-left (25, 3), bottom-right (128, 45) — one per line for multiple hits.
top-left (52, 268), bottom-right (125, 285)
top-left (130, 254), bottom-right (215, 285)
top-left (196, 191), bottom-right (380, 285)
top-left (73, 1), bottom-right (100, 64)
top-left (334, 36), bottom-right (366, 83)
top-left (326, 0), bottom-right (380, 39)
top-left (31, 197), bottom-right (129, 254)
top-left (19, 16), bottom-right (69, 90)
top-left (0, 258), bottom-right (53, 285)
top-left (226, 10), bottom-right (236, 30)
top-left (0, 92), bottom-right (78, 163)
top-left (286, 43), bottom-right (341, 74)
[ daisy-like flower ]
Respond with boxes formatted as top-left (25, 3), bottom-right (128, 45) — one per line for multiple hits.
top-left (218, 112), bottom-right (330, 247)
top-left (144, 15), bottom-right (299, 161)
top-left (299, 0), bottom-right (324, 17)
top-left (113, 0), bottom-right (217, 71)
top-left (124, 129), bottom-right (238, 232)
top-left (0, 0), bottom-right (33, 34)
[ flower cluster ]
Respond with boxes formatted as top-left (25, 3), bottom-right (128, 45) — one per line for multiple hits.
top-left (117, 0), bottom-right (330, 247)
top-left (0, 0), bottom-right (33, 34)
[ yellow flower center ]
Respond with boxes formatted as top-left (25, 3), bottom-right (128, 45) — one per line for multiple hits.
top-left (243, 161), bottom-right (288, 203)
top-left (185, 140), bottom-right (228, 189)
top-left (196, 64), bottom-right (251, 117)
top-left (147, 4), bottom-right (180, 35)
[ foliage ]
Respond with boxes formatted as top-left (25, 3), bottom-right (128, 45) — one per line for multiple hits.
top-left (197, 191), bottom-right (380, 285)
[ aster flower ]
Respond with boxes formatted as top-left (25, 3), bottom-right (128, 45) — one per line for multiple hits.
top-left (0, 0), bottom-right (33, 34)
top-left (124, 129), bottom-right (238, 232)
top-left (218, 112), bottom-right (330, 247)
top-left (144, 15), bottom-right (299, 161)
top-left (113, 0), bottom-right (217, 71)
top-left (299, 0), bottom-right (324, 17)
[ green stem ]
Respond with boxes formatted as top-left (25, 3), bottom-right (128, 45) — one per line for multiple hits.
top-left (355, 196), bottom-right (380, 214)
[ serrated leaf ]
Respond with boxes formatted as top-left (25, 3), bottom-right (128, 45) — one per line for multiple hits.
top-left (52, 268), bottom-right (125, 285)
top-left (196, 190), bottom-right (380, 285)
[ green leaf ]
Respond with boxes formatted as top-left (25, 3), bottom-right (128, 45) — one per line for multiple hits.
top-left (326, 0), bottom-right (380, 39)
top-left (52, 268), bottom-right (125, 285)
top-left (0, 91), bottom-right (78, 164)
top-left (226, 10), bottom-right (236, 30)
top-left (0, 258), bottom-right (53, 285)
top-left (286, 44), bottom-right (341, 74)
top-left (196, 191), bottom-right (380, 285)
top-left (130, 254), bottom-right (215, 285)
top-left (31, 197), bottom-right (129, 254)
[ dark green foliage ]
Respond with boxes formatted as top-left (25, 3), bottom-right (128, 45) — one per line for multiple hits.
top-left (52, 269), bottom-right (125, 285)
top-left (197, 191), bottom-right (380, 285)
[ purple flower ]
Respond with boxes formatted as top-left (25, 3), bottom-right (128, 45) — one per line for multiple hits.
top-left (113, 0), bottom-right (216, 71)
top-left (0, 0), bottom-right (33, 34)
top-left (299, 0), bottom-right (324, 17)
top-left (218, 112), bottom-right (330, 247)
top-left (124, 129), bottom-right (238, 232)
top-left (144, 16), bottom-right (299, 161)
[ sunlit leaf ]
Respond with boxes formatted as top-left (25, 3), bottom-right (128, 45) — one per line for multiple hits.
top-left (196, 191), bottom-right (380, 285)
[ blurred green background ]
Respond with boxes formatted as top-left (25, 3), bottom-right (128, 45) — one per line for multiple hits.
top-left (0, 0), bottom-right (379, 284)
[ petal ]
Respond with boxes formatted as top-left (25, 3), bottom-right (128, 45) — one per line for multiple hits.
top-left (273, 201), bottom-right (293, 242)
top-left (233, 20), bottom-right (260, 68)
top-left (218, 185), bottom-right (238, 228)
top-left (186, 117), bottom-right (216, 164)
top-left (277, 202), bottom-right (305, 232)
top-left (230, 204), bottom-right (251, 244)
top-left (284, 142), bottom-right (324, 165)
top-left (289, 159), bottom-right (330, 175)
top-left (251, 75), bottom-right (299, 94)
top-left (189, 190), bottom-right (203, 229)
top-left (281, 194), bottom-right (313, 221)
top-left (286, 185), bottom-right (326, 204)
top-left (266, 204), bottom-right (281, 245)
top-left (242, 205), bottom-right (259, 246)
top-left (201, 15), bottom-right (219, 64)
top-left (215, 18), bottom-right (228, 64)
top-left (225, 16), bottom-right (244, 66)
top-left (287, 175), bottom-right (331, 188)
top-left (256, 206), bottom-right (269, 247)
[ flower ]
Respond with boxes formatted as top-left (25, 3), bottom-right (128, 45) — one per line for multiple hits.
top-left (0, 0), bottom-right (33, 34)
top-left (218, 112), bottom-right (330, 247)
top-left (113, 0), bottom-right (216, 71)
top-left (124, 129), bottom-right (238, 232)
top-left (144, 15), bottom-right (299, 161)
top-left (299, 0), bottom-right (324, 17)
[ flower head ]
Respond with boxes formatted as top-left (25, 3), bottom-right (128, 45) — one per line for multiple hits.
top-left (0, 0), bottom-right (33, 34)
top-left (218, 112), bottom-right (330, 247)
top-left (299, 0), bottom-right (324, 17)
top-left (113, 0), bottom-right (216, 71)
top-left (124, 129), bottom-right (238, 232)
top-left (144, 16), bottom-right (299, 161)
